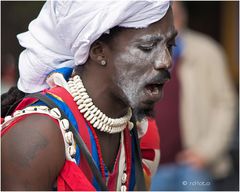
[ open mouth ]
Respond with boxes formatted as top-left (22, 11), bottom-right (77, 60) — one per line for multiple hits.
top-left (143, 73), bottom-right (170, 103)
top-left (144, 83), bottom-right (164, 101)
top-left (142, 70), bottom-right (170, 104)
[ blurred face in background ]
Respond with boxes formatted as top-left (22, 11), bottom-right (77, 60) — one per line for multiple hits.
top-left (172, 1), bottom-right (188, 32)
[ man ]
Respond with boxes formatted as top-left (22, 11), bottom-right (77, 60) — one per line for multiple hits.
top-left (1, 1), bottom-right (177, 190)
top-left (151, 1), bottom-right (237, 191)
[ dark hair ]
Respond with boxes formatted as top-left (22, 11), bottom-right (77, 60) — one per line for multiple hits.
top-left (1, 86), bottom-right (26, 117)
top-left (97, 26), bottom-right (124, 45)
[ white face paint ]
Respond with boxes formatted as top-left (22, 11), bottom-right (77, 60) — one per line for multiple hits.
top-left (112, 31), bottom-right (174, 107)
top-left (114, 45), bottom-right (152, 109)
top-left (106, 9), bottom-right (176, 118)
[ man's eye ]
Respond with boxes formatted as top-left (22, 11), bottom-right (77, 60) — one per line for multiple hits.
top-left (138, 43), bottom-right (155, 52)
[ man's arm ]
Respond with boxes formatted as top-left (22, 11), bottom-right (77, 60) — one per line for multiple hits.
top-left (1, 114), bottom-right (65, 190)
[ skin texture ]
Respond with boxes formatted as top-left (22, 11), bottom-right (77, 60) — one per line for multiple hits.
top-left (2, 7), bottom-right (176, 190)
top-left (1, 114), bottom-right (65, 190)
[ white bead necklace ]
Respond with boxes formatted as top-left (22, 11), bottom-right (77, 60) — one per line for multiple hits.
top-left (67, 75), bottom-right (132, 134)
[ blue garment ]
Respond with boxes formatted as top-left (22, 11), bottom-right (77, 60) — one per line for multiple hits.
top-left (151, 164), bottom-right (213, 191)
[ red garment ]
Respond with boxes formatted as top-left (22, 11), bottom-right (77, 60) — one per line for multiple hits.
top-left (1, 87), bottom-right (160, 190)
top-left (57, 161), bottom-right (96, 191)
top-left (154, 60), bottom-right (183, 164)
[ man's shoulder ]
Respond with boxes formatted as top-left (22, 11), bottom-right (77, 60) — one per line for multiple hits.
top-left (1, 113), bottom-right (65, 190)
top-left (2, 113), bottom-right (65, 158)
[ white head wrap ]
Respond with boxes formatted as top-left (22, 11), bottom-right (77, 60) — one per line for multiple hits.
top-left (17, 0), bottom-right (170, 93)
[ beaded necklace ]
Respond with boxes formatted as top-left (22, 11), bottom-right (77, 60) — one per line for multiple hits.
top-left (67, 75), bottom-right (133, 134)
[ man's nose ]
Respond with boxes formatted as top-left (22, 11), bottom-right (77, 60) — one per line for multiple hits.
top-left (153, 47), bottom-right (172, 70)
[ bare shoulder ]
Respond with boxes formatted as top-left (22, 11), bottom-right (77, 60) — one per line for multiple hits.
top-left (1, 114), bottom-right (65, 190)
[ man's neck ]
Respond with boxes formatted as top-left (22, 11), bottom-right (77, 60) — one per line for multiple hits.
top-left (76, 68), bottom-right (129, 119)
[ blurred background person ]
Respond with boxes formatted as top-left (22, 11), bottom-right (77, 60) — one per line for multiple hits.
top-left (151, 1), bottom-right (238, 191)
top-left (1, 2), bottom-right (44, 95)
top-left (1, 54), bottom-right (17, 94)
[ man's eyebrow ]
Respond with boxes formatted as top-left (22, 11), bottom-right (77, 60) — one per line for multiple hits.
top-left (137, 30), bottom-right (178, 42)
top-left (137, 34), bottom-right (163, 42)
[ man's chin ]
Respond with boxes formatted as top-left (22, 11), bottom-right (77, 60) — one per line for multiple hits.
top-left (133, 107), bottom-right (155, 121)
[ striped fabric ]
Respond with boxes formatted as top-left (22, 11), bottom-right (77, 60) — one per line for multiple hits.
top-left (32, 87), bottom-right (135, 191)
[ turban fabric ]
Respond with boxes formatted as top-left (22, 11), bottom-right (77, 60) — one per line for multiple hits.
top-left (17, 0), bottom-right (170, 93)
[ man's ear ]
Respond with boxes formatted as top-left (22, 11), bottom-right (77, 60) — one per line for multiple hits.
top-left (89, 41), bottom-right (107, 65)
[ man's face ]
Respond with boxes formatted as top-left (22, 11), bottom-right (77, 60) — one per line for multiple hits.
top-left (106, 8), bottom-right (177, 119)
